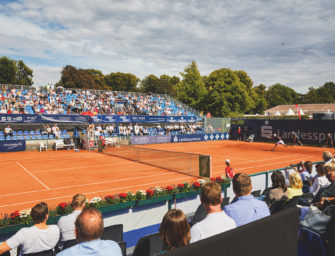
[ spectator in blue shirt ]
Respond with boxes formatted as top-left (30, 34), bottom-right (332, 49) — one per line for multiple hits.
top-left (224, 173), bottom-right (270, 227)
top-left (57, 207), bottom-right (122, 256)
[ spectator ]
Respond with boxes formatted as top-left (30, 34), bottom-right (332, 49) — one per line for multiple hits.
top-left (287, 172), bottom-right (303, 200)
top-left (225, 159), bottom-right (234, 179)
top-left (4, 124), bottom-right (13, 137)
top-left (300, 161), bottom-right (316, 193)
top-left (323, 151), bottom-right (333, 163)
top-left (264, 171), bottom-right (288, 205)
top-left (224, 173), bottom-right (270, 226)
top-left (52, 124), bottom-right (60, 138)
top-left (57, 194), bottom-right (86, 250)
top-left (57, 207), bottom-right (122, 256)
top-left (309, 163), bottom-right (331, 196)
top-left (190, 181), bottom-right (236, 243)
top-left (0, 202), bottom-right (60, 255)
top-left (159, 209), bottom-right (190, 251)
top-left (320, 160), bottom-right (335, 199)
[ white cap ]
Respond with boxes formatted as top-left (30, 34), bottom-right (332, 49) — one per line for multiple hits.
top-left (225, 159), bottom-right (230, 164)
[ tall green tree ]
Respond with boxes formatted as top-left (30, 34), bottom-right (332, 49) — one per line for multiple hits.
top-left (16, 60), bottom-right (33, 85)
top-left (251, 84), bottom-right (268, 114)
top-left (266, 83), bottom-right (298, 108)
top-left (140, 74), bottom-right (179, 95)
top-left (104, 72), bottom-right (139, 92)
top-left (86, 69), bottom-right (106, 89)
top-left (203, 68), bottom-right (254, 116)
top-left (176, 61), bottom-right (207, 110)
top-left (304, 82), bottom-right (335, 103)
top-left (0, 56), bottom-right (16, 84)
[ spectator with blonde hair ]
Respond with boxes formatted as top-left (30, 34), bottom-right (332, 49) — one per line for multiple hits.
top-left (159, 209), bottom-right (190, 251)
top-left (190, 181), bottom-right (236, 243)
top-left (287, 172), bottom-right (303, 199)
top-left (57, 194), bottom-right (86, 250)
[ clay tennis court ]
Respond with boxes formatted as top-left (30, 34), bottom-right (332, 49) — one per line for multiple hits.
top-left (0, 140), bottom-right (331, 214)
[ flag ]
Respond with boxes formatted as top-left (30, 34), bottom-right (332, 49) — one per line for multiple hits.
top-left (295, 104), bottom-right (301, 120)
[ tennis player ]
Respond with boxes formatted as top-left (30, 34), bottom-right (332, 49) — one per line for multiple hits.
top-left (271, 134), bottom-right (288, 151)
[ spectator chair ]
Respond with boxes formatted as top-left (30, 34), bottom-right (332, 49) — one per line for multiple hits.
top-left (298, 192), bottom-right (314, 206)
top-left (18, 246), bottom-right (55, 256)
top-left (270, 195), bottom-right (299, 215)
top-left (39, 142), bottom-right (47, 152)
top-left (132, 232), bottom-right (163, 256)
top-left (101, 224), bottom-right (123, 242)
top-left (298, 227), bottom-right (327, 256)
top-left (251, 190), bottom-right (261, 197)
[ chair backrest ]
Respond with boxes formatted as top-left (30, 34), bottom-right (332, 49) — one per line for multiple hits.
top-left (298, 227), bottom-right (327, 256)
top-left (251, 190), bottom-right (261, 197)
top-left (62, 239), bottom-right (78, 250)
top-left (221, 197), bottom-right (230, 208)
top-left (299, 193), bottom-right (314, 206)
top-left (132, 232), bottom-right (163, 256)
top-left (118, 241), bottom-right (127, 256)
top-left (101, 224), bottom-right (123, 242)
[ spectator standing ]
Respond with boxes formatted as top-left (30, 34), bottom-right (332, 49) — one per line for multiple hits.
top-left (159, 209), bottom-right (190, 251)
top-left (57, 194), bottom-right (86, 250)
top-left (57, 207), bottom-right (122, 256)
top-left (0, 202), bottom-right (60, 256)
top-left (224, 173), bottom-right (270, 226)
top-left (237, 127), bottom-right (242, 141)
top-left (225, 159), bottom-right (234, 179)
top-left (190, 182), bottom-right (236, 243)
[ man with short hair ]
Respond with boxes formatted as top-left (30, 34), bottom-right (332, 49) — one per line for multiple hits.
top-left (323, 151), bottom-right (334, 164)
top-left (57, 194), bottom-right (86, 250)
top-left (190, 182), bottom-right (236, 243)
top-left (57, 207), bottom-right (122, 256)
top-left (224, 173), bottom-right (270, 226)
top-left (0, 202), bottom-right (60, 255)
top-left (4, 124), bottom-right (13, 137)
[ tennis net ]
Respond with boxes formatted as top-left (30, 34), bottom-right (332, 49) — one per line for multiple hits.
top-left (103, 144), bottom-right (211, 178)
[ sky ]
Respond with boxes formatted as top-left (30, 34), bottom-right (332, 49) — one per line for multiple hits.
top-left (0, 0), bottom-right (334, 93)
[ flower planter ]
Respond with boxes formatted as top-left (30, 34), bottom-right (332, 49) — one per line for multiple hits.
top-left (0, 223), bottom-right (33, 236)
top-left (221, 182), bottom-right (231, 190)
top-left (136, 195), bottom-right (173, 207)
top-left (47, 215), bottom-right (62, 225)
top-left (174, 190), bottom-right (200, 200)
top-left (98, 201), bottom-right (136, 214)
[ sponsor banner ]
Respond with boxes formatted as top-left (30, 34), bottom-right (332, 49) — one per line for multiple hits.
top-left (0, 114), bottom-right (39, 123)
top-left (171, 133), bottom-right (228, 143)
top-left (244, 119), bottom-right (335, 145)
top-left (39, 114), bottom-right (90, 123)
top-left (0, 140), bottom-right (26, 152)
top-left (104, 115), bottom-right (119, 123)
top-left (131, 135), bottom-right (171, 145)
top-left (166, 116), bottom-right (197, 123)
top-left (131, 115), bottom-right (167, 123)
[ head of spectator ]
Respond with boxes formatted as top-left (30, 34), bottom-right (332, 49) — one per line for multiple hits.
top-left (31, 202), bottom-right (49, 224)
top-left (233, 173), bottom-right (252, 197)
top-left (316, 162), bottom-right (326, 177)
top-left (71, 193), bottom-right (86, 211)
top-left (271, 171), bottom-right (287, 192)
top-left (323, 151), bottom-right (333, 163)
top-left (325, 160), bottom-right (335, 182)
top-left (200, 181), bottom-right (222, 213)
top-left (75, 207), bottom-right (103, 242)
top-left (304, 161), bottom-right (313, 173)
top-left (159, 209), bottom-right (190, 250)
top-left (289, 172), bottom-right (303, 189)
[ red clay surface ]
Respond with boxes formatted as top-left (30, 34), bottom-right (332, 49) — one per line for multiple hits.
top-left (0, 140), bottom-right (331, 214)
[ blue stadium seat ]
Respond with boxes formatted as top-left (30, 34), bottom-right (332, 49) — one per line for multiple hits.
top-left (12, 131), bottom-right (17, 136)
top-left (35, 130), bottom-right (41, 135)
top-left (298, 227), bottom-right (327, 256)
top-left (31, 135), bottom-right (37, 140)
top-left (6, 136), bottom-right (12, 140)
top-left (37, 135), bottom-right (42, 140)
top-left (60, 134), bottom-right (65, 139)
top-left (49, 134), bottom-right (54, 139)
top-left (65, 134), bottom-right (70, 139)
top-left (30, 131), bottom-right (35, 135)
top-left (62, 130), bottom-right (68, 134)
top-left (25, 135), bottom-right (31, 140)
top-left (43, 135), bottom-right (48, 139)
top-left (0, 136), bottom-right (5, 141)
top-left (0, 131), bottom-right (4, 136)
top-left (12, 135), bottom-right (18, 140)
top-left (18, 135), bottom-right (25, 140)
top-left (18, 131), bottom-right (23, 136)
top-left (82, 130), bottom-right (86, 134)
top-left (24, 130), bottom-right (29, 135)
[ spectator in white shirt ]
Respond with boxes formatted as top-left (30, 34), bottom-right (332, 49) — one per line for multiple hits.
top-left (310, 162), bottom-right (331, 196)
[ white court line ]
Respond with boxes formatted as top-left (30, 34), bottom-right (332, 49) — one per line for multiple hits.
top-left (16, 162), bottom-right (50, 190)
top-left (0, 177), bottom-right (190, 208)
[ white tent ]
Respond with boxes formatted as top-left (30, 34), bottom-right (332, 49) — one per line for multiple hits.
top-left (286, 108), bottom-right (295, 115)
top-left (299, 108), bottom-right (304, 115)
top-left (274, 110), bottom-right (281, 116)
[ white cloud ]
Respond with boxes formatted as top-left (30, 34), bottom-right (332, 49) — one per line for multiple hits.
top-left (0, 0), bottom-right (334, 91)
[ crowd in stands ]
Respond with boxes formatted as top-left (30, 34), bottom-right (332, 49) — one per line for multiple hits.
top-left (0, 86), bottom-right (195, 116)
top-left (0, 151), bottom-right (334, 255)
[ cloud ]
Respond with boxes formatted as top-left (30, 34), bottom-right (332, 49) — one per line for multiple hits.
top-left (0, 0), bottom-right (334, 92)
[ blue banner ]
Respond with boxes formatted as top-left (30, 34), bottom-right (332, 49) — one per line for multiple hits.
top-left (171, 133), bottom-right (229, 143)
top-left (131, 135), bottom-right (171, 145)
top-left (0, 140), bottom-right (26, 152)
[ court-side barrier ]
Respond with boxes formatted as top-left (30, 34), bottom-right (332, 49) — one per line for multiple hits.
top-left (0, 140), bottom-right (26, 152)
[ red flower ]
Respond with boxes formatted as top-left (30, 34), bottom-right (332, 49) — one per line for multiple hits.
top-left (166, 186), bottom-right (173, 191)
top-left (178, 184), bottom-right (184, 188)
top-left (58, 202), bottom-right (68, 209)
top-left (119, 193), bottom-right (128, 199)
top-left (193, 182), bottom-right (201, 188)
top-left (210, 178), bottom-right (216, 182)
top-left (146, 189), bottom-right (154, 196)
top-left (216, 177), bottom-right (223, 182)
top-left (10, 211), bottom-right (19, 219)
top-left (105, 195), bottom-right (114, 200)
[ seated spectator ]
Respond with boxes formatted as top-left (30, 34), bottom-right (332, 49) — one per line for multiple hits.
top-left (159, 209), bottom-right (190, 251)
top-left (190, 181), bottom-right (236, 243)
top-left (287, 172), bottom-right (303, 200)
top-left (57, 207), bottom-right (122, 256)
top-left (57, 194), bottom-right (86, 249)
top-left (264, 171), bottom-right (288, 205)
top-left (52, 124), bottom-right (60, 138)
top-left (323, 151), bottom-right (334, 164)
top-left (4, 125), bottom-right (13, 137)
top-left (224, 173), bottom-right (270, 226)
top-left (319, 160), bottom-right (335, 201)
top-left (300, 161), bottom-right (316, 193)
top-left (0, 202), bottom-right (60, 255)
top-left (309, 163), bottom-right (330, 196)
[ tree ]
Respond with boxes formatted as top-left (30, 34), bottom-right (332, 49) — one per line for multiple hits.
top-left (139, 74), bottom-right (179, 95)
top-left (203, 68), bottom-right (254, 116)
top-left (266, 83), bottom-right (298, 108)
top-left (176, 61), bottom-right (207, 110)
top-left (104, 72), bottom-right (139, 91)
top-left (251, 84), bottom-right (268, 114)
top-left (304, 82), bottom-right (335, 103)
top-left (0, 56), bottom-right (17, 84)
top-left (86, 69), bottom-right (106, 89)
top-left (16, 60), bottom-right (33, 85)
